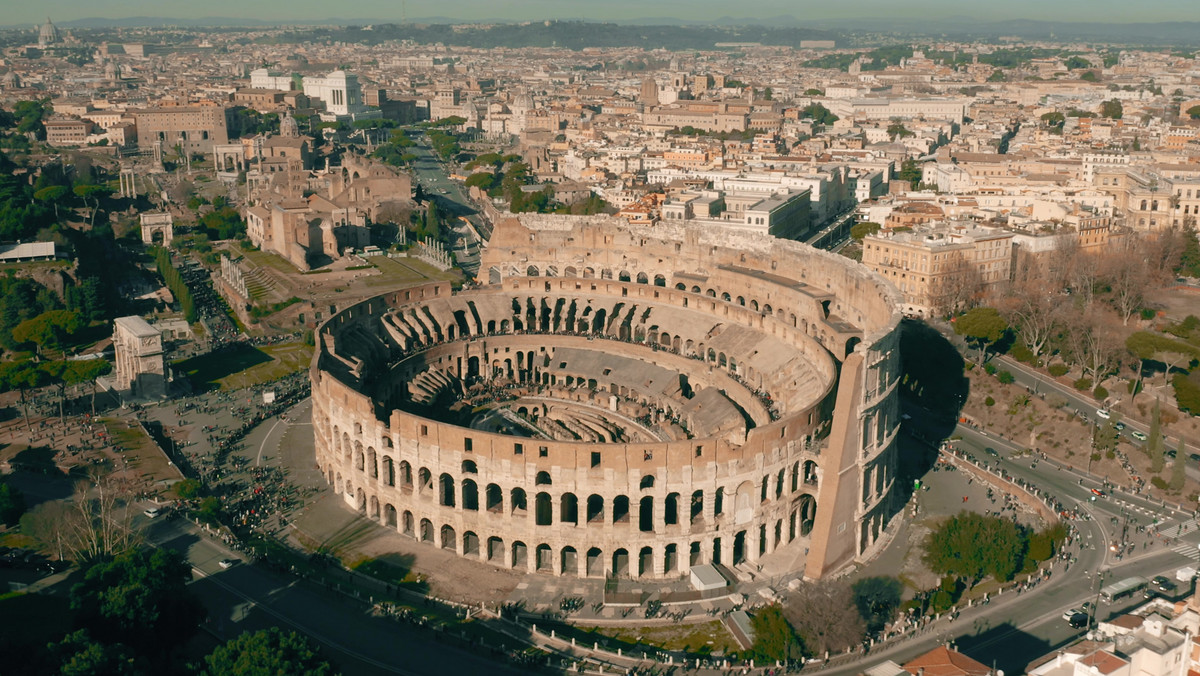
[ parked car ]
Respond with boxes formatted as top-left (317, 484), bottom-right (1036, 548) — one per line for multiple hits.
top-left (1069, 613), bottom-right (1089, 629)
top-left (1131, 430), bottom-right (1148, 441)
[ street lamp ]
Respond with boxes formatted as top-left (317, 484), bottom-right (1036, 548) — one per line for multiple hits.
top-left (1089, 569), bottom-right (1108, 631)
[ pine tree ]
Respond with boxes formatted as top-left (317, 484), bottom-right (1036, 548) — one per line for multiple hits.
top-left (1170, 437), bottom-right (1187, 491)
top-left (1148, 398), bottom-right (1164, 473)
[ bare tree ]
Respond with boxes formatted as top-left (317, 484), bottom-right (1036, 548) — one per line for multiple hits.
top-left (1064, 307), bottom-right (1128, 384)
top-left (782, 579), bottom-right (866, 657)
top-left (998, 280), bottom-right (1064, 360)
top-left (1103, 252), bottom-right (1150, 325)
top-left (934, 253), bottom-right (985, 316)
top-left (66, 477), bottom-right (140, 563)
top-left (1068, 248), bottom-right (1101, 309)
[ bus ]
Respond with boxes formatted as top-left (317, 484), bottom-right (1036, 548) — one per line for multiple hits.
top-left (1101, 576), bottom-right (1148, 603)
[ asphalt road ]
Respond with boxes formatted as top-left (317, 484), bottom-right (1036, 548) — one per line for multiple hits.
top-left (142, 515), bottom-right (529, 676)
top-left (408, 132), bottom-right (485, 275)
top-left (829, 417), bottom-right (1200, 674)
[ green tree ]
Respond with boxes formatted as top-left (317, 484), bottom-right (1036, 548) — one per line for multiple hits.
top-left (0, 480), bottom-right (26, 525)
top-left (799, 103), bottom-right (838, 125)
top-left (887, 122), bottom-right (913, 139)
top-left (954, 307), bottom-right (1009, 363)
top-left (749, 605), bottom-right (805, 662)
top-left (851, 222), bottom-right (882, 241)
top-left (201, 627), bottom-right (332, 676)
top-left (173, 478), bottom-right (203, 500)
top-left (1147, 398), bottom-right (1165, 472)
top-left (1080, 70), bottom-right (1099, 82)
top-left (897, 158), bottom-right (924, 184)
top-left (1188, 105), bottom-right (1200, 120)
top-left (0, 359), bottom-right (49, 430)
top-left (463, 172), bottom-right (496, 191)
top-left (1040, 111), bottom-right (1065, 126)
top-left (72, 185), bottom-right (108, 227)
top-left (924, 511), bottom-right (1027, 586)
top-left (49, 629), bottom-right (145, 676)
top-left (12, 309), bottom-right (84, 357)
top-left (34, 185), bottom-right (69, 220)
top-left (1100, 99), bottom-right (1124, 119)
top-left (69, 548), bottom-right (206, 658)
top-left (851, 576), bottom-right (902, 633)
top-left (1064, 55), bottom-right (1091, 70)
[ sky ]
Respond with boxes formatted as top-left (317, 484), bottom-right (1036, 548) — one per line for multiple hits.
top-left (11, 0), bottom-right (1200, 26)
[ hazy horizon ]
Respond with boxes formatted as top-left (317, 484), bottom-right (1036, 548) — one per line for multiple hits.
top-left (10, 0), bottom-right (1200, 27)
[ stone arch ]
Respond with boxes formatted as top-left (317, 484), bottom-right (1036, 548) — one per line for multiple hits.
top-left (440, 524), bottom-right (456, 550)
top-left (511, 487), bottom-right (528, 514)
top-left (418, 467), bottom-right (432, 492)
top-left (463, 531), bottom-right (480, 556)
top-left (612, 495), bottom-right (630, 523)
top-left (618, 270), bottom-right (631, 282)
top-left (535, 492), bottom-right (553, 525)
top-left (535, 471), bottom-right (552, 485)
top-left (462, 460), bottom-right (477, 474)
top-left (526, 265), bottom-right (540, 277)
top-left (612, 549), bottom-right (630, 577)
top-left (487, 536), bottom-right (504, 562)
top-left (536, 544), bottom-right (553, 572)
top-left (638, 546), bottom-right (653, 577)
top-left (804, 460), bottom-right (818, 487)
top-left (402, 510), bottom-right (414, 536)
top-left (368, 495), bottom-right (379, 519)
top-left (462, 479), bottom-right (479, 510)
top-left (639, 496), bottom-right (654, 532)
top-left (665, 492), bottom-right (679, 525)
top-left (636, 272), bottom-right (649, 284)
top-left (382, 456), bottom-right (395, 486)
top-left (799, 494), bottom-right (817, 536)
top-left (587, 494), bottom-right (604, 523)
top-left (586, 547), bottom-right (603, 577)
top-left (486, 483), bottom-right (503, 512)
top-left (367, 447), bottom-right (377, 478)
top-left (511, 541), bottom-right (528, 569)
top-left (439, 473), bottom-right (455, 507)
top-left (654, 274), bottom-right (666, 287)
top-left (675, 283), bottom-right (687, 291)
top-left (846, 336), bottom-right (862, 358)
top-left (420, 518), bottom-right (434, 542)
top-left (690, 489), bottom-right (704, 522)
top-left (383, 503), bottom-right (397, 527)
top-left (561, 546), bottom-right (578, 575)
top-left (639, 474), bottom-right (655, 490)
top-left (560, 492), bottom-right (578, 523)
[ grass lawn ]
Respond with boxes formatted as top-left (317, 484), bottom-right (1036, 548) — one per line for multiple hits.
top-left (102, 417), bottom-right (178, 483)
top-left (237, 244), bottom-right (303, 275)
top-left (173, 340), bottom-right (313, 391)
top-left (592, 619), bottom-right (739, 654)
top-left (364, 255), bottom-right (462, 288)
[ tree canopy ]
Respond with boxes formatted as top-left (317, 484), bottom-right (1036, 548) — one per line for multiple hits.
top-left (69, 548), bottom-right (206, 656)
top-left (954, 307), bottom-right (1009, 363)
top-left (201, 627), bottom-right (332, 676)
top-left (923, 511), bottom-right (1027, 586)
top-left (749, 605), bottom-right (805, 662)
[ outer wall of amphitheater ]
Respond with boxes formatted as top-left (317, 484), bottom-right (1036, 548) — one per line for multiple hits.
top-left (310, 216), bottom-right (904, 582)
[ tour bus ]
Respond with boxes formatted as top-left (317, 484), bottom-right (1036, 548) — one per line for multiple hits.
top-left (1101, 576), bottom-right (1149, 603)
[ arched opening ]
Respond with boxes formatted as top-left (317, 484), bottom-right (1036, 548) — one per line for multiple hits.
top-left (526, 265), bottom-right (539, 277)
top-left (612, 549), bottom-right (630, 577)
top-left (487, 537), bottom-right (504, 562)
top-left (403, 511), bottom-right (414, 536)
top-left (845, 336), bottom-right (862, 358)
top-left (420, 518), bottom-right (434, 543)
top-left (368, 495), bottom-right (379, 519)
top-left (636, 272), bottom-right (648, 284)
top-left (383, 503), bottom-right (397, 527)
top-left (512, 541), bottom-right (528, 569)
top-left (536, 544), bottom-right (553, 572)
top-left (535, 492), bottom-right (553, 526)
top-left (639, 496), bottom-right (654, 532)
top-left (511, 487), bottom-right (528, 515)
top-left (587, 494), bottom-right (604, 523)
top-left (618, 271), bottom-right (631, 282)
top-left (586, 547), bottom-right (603, 577)
top-left (382, 456), bottom-right (394, 486)
top-left (612, 495), bottom-right (630, 524)
top-left (461, 460), bottom-right (477, 474)
top-left (439, 473), bottom-right (455, 507)
top-left (561, 547), bottom-right (578, 575)
top-left (654, 274), bottom-right (666, 287)
top-left (799, 494), bottom-right (817, 536)
top-left (463, 531), bottom-right (480, 556)
top-left (560, 493), bottom-right (578, 524)
top-left (690, 490), bottom-right (704, 523)
top-left (733, 530), bottom-right (746, 565)
top-left (639, 475), bottom-right (655, 490)
top-left (418, 467), bottom-right (432, 493)
top-left (535, 471), bottom-right (552, 486)
top-left (804, 460), bottom-right (819, 487)
top-left (664, 544), bottom-right (678, 573)
top-left (638, 546), bottom-right (653, 577)
top-left (462, 479), bottom-right (479, 511)
top-left (664, 493), bottom-right (679, 525)
top-left (399, 461), bottom-right (413, 490)
top-left (486, 483), bottom-right (503, 512)
top-left (441, 524), bottom-right (456, 550)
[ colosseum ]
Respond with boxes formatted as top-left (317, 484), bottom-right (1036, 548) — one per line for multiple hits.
top-left (311, 214), bottom-right (903, 581)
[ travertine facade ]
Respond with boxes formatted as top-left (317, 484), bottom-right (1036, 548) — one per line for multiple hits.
top-left (311, 215), bottom-right (903, 580)
top-left (113, 316), bottom-right (165, 398)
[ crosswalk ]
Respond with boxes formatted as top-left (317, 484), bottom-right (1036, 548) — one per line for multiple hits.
top-left (1170, 542), bottom-right (1200, 560)
top-left (1161, 520), bottom-right (1200, 539)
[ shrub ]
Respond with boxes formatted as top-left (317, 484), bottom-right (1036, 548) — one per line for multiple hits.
top-left (984, 363), bottom-right (997, 375)
top-left (1140, 307), bottom-right (1156, 320)
top-left (1010, 344), bottom-right (1036, 364)
top-left (1151, 476), bottom-right (1169, 490)
top-left (997, 371), bottom-right (1015, 384)
top-left (1073, 378), bottom-right (1093, 391)
top-left (1048, 364), bottom-right (1069, 377)
top-left (985, 396), bottom-right (995, 407)
top-left (1093, 385), bottom-right (1109, 400)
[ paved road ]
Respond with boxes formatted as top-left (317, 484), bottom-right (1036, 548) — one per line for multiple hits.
top-left (408, 132), bottom-right (485, 276)
top-left (829, 417), bottom-right (1200, 674)
top-left (143, 516), bottom-right (529, 676)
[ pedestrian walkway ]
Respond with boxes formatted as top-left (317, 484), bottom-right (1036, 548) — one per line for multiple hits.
top-left (1170, 542), bottom-right (1200, 560)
